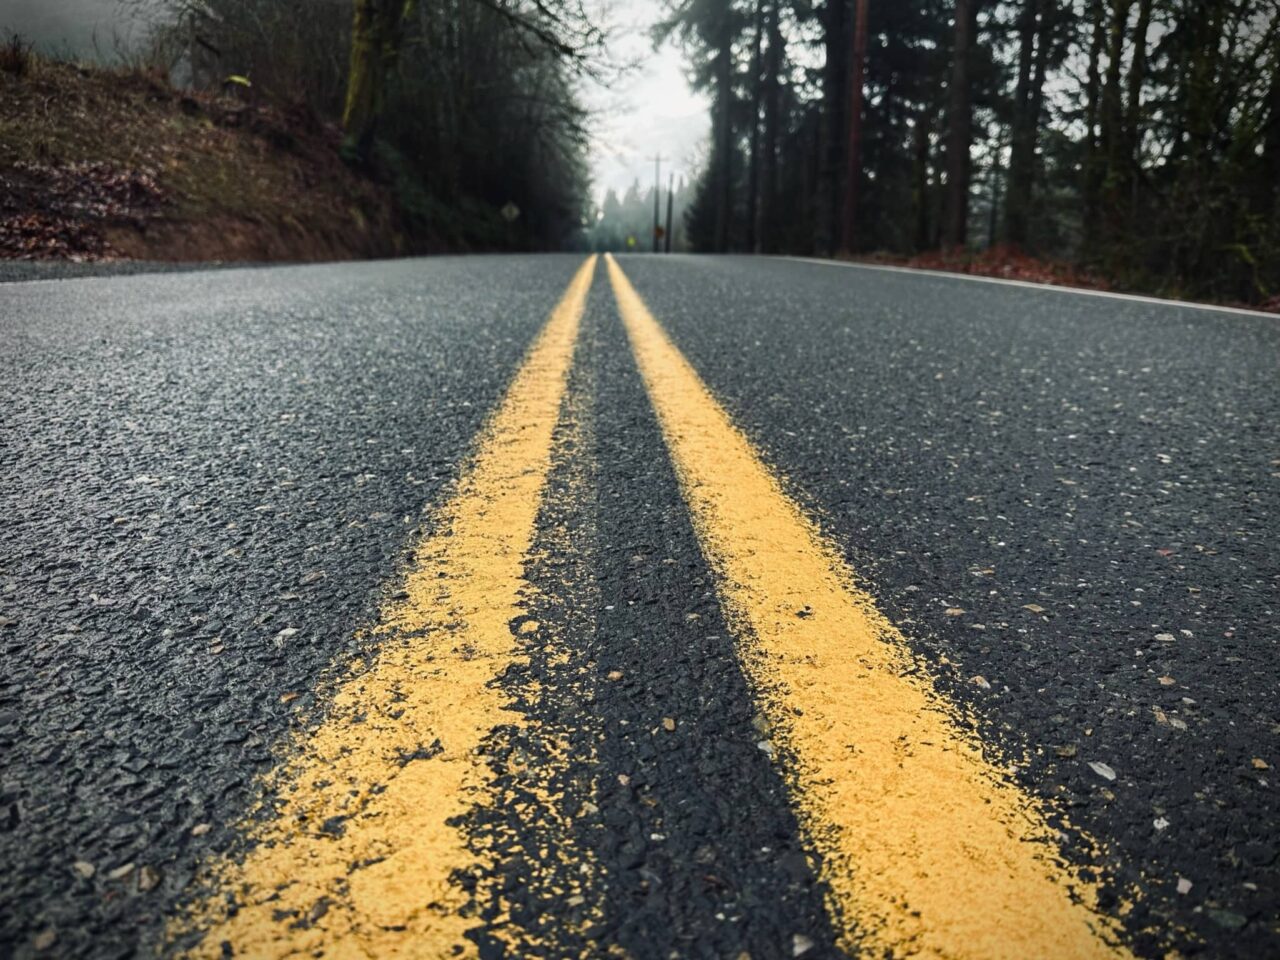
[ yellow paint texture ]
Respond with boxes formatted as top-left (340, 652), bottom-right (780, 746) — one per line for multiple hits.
top-left (174, 255), bottom-right (597, 959)
top-left (606, 254), bottom-right (1132, 960)
top-left (464, 374), bottom-right (609, 956)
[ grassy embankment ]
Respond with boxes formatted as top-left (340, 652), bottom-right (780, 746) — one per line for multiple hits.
top-left (0, 40), bottom-right (402, 263)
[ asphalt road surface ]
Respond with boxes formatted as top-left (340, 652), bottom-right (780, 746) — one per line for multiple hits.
top-left (1, 255), bottom-right (1276, 960)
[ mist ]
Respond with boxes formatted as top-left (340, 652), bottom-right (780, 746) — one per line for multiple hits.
top-left (2, 0), bottom-right (154, 61)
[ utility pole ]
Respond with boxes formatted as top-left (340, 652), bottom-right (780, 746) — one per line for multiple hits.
top-left (650, 153), bottom-right (664, 253)
top-left (839, 0), bottom-right (870, 256)
top-left (664, 172), bottom-right (675, 253)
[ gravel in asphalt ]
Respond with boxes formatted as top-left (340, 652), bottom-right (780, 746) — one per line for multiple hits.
top-left (1, 254), bottom-right (1276, 959)
top-left (615, 254), bottom-right (1280, 958)
top-left (0, 257), bottom-right (582, 958)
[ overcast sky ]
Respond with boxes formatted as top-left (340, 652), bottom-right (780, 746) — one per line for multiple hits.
top-left (2, 0), bottom-right (152, 60)
top-left (2, 0), bottom-right (706, 204)
top-left (582, 0), bottom-right (708, 204)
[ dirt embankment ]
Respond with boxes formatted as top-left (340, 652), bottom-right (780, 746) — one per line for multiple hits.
top-left (0, 50), bottom-right (403, 264)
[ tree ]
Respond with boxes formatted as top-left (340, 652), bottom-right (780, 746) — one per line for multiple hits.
top-left (943, 0), bottom-right (975, 248)
top-left (666, 0), bottom-right (1278, 304)
top-left (745, 0), bottom-right (765, 252)
top-left (819, 0), bottom-right (848, 253)
top-left (839, 0), bottom-right (869, 253)
top-left (150, 0), bottom-right (603, 252)
top-left (757, 0), bottom-right (785, 252)
top-left (342, 0), bottom-right (417, 159)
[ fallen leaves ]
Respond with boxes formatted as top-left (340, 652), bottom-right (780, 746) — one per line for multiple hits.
top-left (1088, 761), bottom-right (1117, 782)
top-left (0, 160), bottom-right (166, 260)
top-left (1152, 706), bottom-right (1188, 730)
top-left (891, 244), bottom-right (1113, 291)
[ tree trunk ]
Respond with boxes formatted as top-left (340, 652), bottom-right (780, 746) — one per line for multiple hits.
top-left (746, 0), bottom-right (765, 253)
top-left (1264, 30), bottom-right (1280, 221)
top-left (759, 0), bottom-right (784, 253)
top-left (342, 0), bottom-right (416, 160)
top-left (1008, 0), bottom-right (1055, 247)
top-left (712, 13), bottom-right (734, 253)
top-left (1099, 0), bottom-right (1132, 245)
top-left (1081, 0), bottom-right (1106, 252)
top-left (1123, 0), bottom-right (1152, 157)
top-left (912, 107), bottom-right (932, 252)
top-left (1122, 0), bottom-right (1152, 220)
top-left (943, 0), bottom-right (974, 250)
top-left (818, 0), bottom-right (848, 254)
top-left (1004, 0), bottom-right (1039, 247)
top-left (839, 0), bottom-right (869, 254)
top-left (988, 133), bottom-right (1003, 249)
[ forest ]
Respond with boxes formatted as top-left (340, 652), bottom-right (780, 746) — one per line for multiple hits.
top-left (124, 0), bottom-right (605, 251)
top-left (586, 176), bottom-right (696, 251)
top-left (666, 0), bottom-right (1280, 304)
top-left (6, 0), bottom-right (1278, 302)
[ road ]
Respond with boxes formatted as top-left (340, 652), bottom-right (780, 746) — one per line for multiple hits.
top-left (0, 254), bottom-right (1275, 959)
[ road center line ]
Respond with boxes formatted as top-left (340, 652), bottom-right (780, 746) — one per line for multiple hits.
top-left (172, 255), bottom-right (597, 958)
top-left (606, 254), bottom-right (1133, 960)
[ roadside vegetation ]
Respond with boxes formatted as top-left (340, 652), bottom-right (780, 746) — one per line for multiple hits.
top-left (0, 41), bottom-right (399, 261)
top-left (1, 0), bottom-right (602, 260)
top-left (666, 0), bottom-right (1280, 308)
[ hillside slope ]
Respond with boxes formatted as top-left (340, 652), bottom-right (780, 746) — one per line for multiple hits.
top-left (0, 52), bottom-right (402, 263)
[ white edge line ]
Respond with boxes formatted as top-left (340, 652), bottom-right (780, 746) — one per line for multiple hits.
top-left (774, 256), bottom-right (1279, 321)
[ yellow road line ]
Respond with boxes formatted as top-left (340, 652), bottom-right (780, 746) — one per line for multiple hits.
top-left (174, 255), bottom-right (597, 959)
top-left (606, 254), bottom-right (1133, 960)
top-left (467, 362), bottom-right (608, 956)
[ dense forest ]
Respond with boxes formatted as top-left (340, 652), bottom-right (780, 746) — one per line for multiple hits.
top-left (666, 0), bottom-right (1280, 304)
top-left (131, 0), bottom-right (605, 250)
top-left (7, 0), bottom-right (1277, 299)
top-left (585, 176), bottom-right (696, 251)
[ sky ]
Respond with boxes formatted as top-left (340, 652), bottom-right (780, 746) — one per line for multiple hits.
top-left (2, 0), bottom-right (153, 61)
top-left (2, 0), bottom-right (707, 205)
top-left (581, 0), bottom-right (709, 205)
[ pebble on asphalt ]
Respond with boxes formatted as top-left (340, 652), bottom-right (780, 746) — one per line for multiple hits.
top-left (137, 865), bottom-right (161, 892)
top-left (1088, 761), bottom-right (1117, 782)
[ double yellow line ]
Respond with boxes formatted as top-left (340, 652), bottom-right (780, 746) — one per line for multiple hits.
top-left (174, 255), bottom-right (1132, 959)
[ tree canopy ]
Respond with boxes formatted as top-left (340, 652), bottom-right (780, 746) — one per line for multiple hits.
top-left (668, 0), bottom-right (1280, 304)
top-left (144, 0), bottom-right (605, 250)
